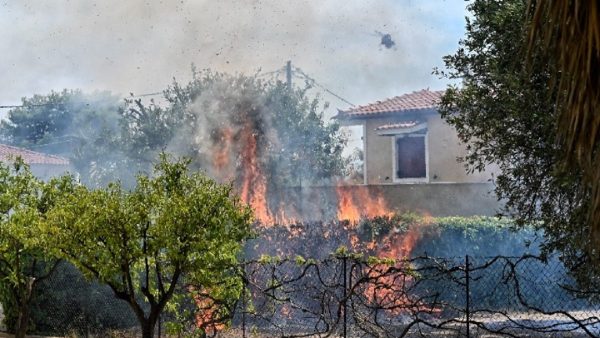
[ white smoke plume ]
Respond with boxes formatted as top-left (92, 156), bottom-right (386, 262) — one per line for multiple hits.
top-left (0, 1), bottom-right (466, 113)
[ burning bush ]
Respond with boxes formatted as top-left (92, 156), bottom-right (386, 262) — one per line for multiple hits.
top-left (248, 213), bottom-right (537, 261)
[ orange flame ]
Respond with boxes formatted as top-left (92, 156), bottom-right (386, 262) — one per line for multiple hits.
top-left (237, 123), bottom-right (273, 225)
top-left (189, 286), bottom-right (225, 335)
top-left (363, 224), bottom-right (440, 315)
top-left (209, 125), bottom-right (398, 226)
top-left (336, 185), bottom-right (393, 223)
top-left (378, 228), bottom-right (421, 260)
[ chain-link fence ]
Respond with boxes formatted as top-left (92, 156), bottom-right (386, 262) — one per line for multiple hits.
top-left (231, 254), bottom-right (600, 338)
top-left (13, 255), bottom-right (600, 337)
top-left (27, 262), bottom-right (140, 336)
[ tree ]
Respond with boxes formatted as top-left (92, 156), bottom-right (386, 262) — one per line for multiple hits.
top-left (119, 69), bottom-right (348, 187)
top-left (0, 158), bottom-right (64, 337)
top-left (0, 89), bottom-right (125, 186)
top-left (528, 1), bottom-right (600, 254)
top-left (1, 70), bottom-right (348, 191)
top-left (45, 154), bottom-right (253, 338)
top-left (436, 0), bottom-right (596, 281)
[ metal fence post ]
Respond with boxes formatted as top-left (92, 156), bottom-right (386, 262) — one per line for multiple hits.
top-left (465, 255), bottom-right (470, 338)
top-left (342, 255), bottom-right (348, 338)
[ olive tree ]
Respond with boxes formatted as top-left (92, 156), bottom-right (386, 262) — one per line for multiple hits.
top-left (436, 0), bottom-right (600, 284)
top-left (46, 154), bottom-right (253, 338)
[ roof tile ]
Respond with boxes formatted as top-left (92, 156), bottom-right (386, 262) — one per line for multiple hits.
top-left (335, 89), bottom-right (443, 119)
top-left (0, 144), bottom-right (70, 165)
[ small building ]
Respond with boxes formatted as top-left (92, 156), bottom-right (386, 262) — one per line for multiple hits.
top-left (0, 144), bottom-right (71, 179)
top-left (334, 89), bottom-right (500, 216)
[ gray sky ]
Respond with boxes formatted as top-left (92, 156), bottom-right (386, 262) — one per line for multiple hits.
top-left (0, 0), bottom-right (466, 118)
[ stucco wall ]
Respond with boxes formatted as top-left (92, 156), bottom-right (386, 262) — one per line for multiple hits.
top-left (363, 113), bottom-right (497, 185)
top-left (375, 182), bottom-right (499, 216)
top-left (282, 183), bottom-right (500, 218)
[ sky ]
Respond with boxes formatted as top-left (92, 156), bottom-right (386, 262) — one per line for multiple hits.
top-left (0, 0), bottom-right (467, 124)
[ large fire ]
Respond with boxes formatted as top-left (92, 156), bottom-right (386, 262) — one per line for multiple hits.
top-left (204, 124), bottom-right (428, 329)
top-left (210, 124), bottom-right (397, 226)
top-left (210, 123), bottom-right (397, 226)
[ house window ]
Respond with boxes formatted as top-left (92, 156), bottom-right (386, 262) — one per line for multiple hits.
top-left (376, 121), bottom-right (428, 182)
top-left (395, 134), bottom-right (426, 179)
top-left (394, 128), bottom-right (428, 181)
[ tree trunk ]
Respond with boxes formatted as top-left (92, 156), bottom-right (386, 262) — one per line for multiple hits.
top-left (141, 312), bottom-right (162, 338)
top-left (14, 278), bottom-right (34, 338)
top-left (141, 321), bottom-right (155, 338)
top-left (138, 306), bottom-right (163, 338)
top-left (15, 298), bottom-right (31, 338)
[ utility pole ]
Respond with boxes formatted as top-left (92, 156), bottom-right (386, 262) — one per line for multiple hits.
top-left (286, 60), bottom-right (292, 90)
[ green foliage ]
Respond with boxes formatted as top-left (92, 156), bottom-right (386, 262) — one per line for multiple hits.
top-left (0, 158), bottom-right (65, 336)
top-left (357, 213), bottom-right (537, 257)
top-left (436, 0), bottom-right (593, 280)
top-left (415, 219), bottom-right (537, 258)
top-left (0, 69), bottom-right (348, 189)
top-left (262, 78), bottom-right (347, 186)
top-left (334, 245), bottom-right (349, 257)
top-left (45, 154), bottom-right (253, 338)
top-left (294, 255), bottom-right (306, 266)
top-left (257, 254), bottom-right (281, 265)
top-left (366, 256), bottom-right (396, 266)
top-left (333, 246), bottom-right (362, 260)
top-left (0, 89), bottom-right (124, 186)
top-left (165, 269), bottom-right (243, 338)
top-left (357, 212), bottom-right (419, 242)
top-left (119, 69), bottom-right (348, 187)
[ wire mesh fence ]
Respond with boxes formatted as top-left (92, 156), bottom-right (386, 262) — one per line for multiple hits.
top-left (12, 254), bottom-right (600, 337)
top-left (27, 262), bottom-right (139, 337)
top-left (231, 254), bottom-right (600, 338)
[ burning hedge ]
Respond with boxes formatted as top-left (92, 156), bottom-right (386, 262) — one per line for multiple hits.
top-left (247, 213), bottom-right (538, 261)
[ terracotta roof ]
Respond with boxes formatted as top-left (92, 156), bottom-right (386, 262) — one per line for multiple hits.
top-left (335, 89), bottom-right (443, 119)
top-left (0, 144), bottom-right (70, 165)
top-left (374, 121), bottom-right (419, 131)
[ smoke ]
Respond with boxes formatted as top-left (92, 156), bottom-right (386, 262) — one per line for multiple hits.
top-left (0, 1), bottom-right (467, 112)
top-left (0, 0), bottom-right (520, 253)
top-left (157, 71), bottom-right (346, 224)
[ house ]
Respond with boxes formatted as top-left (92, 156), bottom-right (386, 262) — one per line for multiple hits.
top-left (334, 89), bottom-right (500, 216)
top-left (0, 144), bottom-right (71, 179)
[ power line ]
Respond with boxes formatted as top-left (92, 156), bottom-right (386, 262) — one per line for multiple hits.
top-left (292, 66), bottom-right (355, 107)
top-left (256, 67), bottom-right (284, 78)
top-left (128, 91), bottom-right (163, 98)
top-left (0, 103), bottom-right (55, 109)
top-left (0, 91), bottom-right (165, 110)
top-left (0, 64), bottom-right (355, 109)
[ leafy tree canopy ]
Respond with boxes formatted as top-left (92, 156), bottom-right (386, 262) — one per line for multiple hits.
top-left (45, 154), bottom-right (253, 338)
top-left (119, 69), bottom-right (348, 188)
top-left (1, 70), bottom-right (348, 190)
top-left (0, 89), bottom-right (124, 186)
top-left (437, 0), bottom-right (594, 283)
top-left (0, 158), bottom-right (66, 337)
